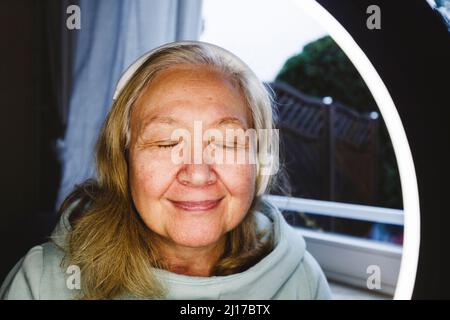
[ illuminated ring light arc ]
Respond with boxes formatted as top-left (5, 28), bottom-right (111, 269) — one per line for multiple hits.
top-left (292, 0), bottom-right (420, 300)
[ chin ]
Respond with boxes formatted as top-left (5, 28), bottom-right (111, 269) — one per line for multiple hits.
top-left (168, 226), bottom-right (224, 248)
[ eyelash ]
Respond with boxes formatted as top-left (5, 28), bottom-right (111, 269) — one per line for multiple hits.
top-left (212, 141), bottom-right (247, 149)
top-left (156, 141), bottom-right (247, 149)
top-left (158, 143), bottom-right (179, 149)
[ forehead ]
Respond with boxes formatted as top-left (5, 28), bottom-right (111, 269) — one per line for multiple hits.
top-left (131, 64), bottom-right (251, 129)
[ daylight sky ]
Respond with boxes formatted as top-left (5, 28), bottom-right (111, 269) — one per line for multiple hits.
top-left (200, 0), bottom-right (329, 81)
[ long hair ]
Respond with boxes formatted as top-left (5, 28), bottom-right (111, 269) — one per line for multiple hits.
top-left (56, 41), bottom-right (283, 300)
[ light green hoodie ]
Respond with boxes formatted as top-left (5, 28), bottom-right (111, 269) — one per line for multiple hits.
top-left (0, 200), bottom-right (332, 300)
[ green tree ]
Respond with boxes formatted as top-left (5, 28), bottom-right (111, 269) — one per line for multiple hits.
top-left (275, 35), bottom-right (402, 209)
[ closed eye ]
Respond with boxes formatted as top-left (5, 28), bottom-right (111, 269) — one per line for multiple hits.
top-left (211, 140), bottom-right (247, 149)
top-left (158, 141), bottom-right (180, 148)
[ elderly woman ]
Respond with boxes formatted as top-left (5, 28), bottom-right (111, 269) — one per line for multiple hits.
top-left (1, 41), bottom-right (331, 300)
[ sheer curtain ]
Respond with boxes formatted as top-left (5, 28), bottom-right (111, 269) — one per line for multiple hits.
top-left (56, 0), bottom-right (203, 207)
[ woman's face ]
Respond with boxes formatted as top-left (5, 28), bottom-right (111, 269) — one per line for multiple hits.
top-left (128, 64), bottom-right (256, 249)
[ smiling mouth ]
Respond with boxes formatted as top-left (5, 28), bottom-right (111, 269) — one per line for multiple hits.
top-left (169, 197), bottom-right (224, 211)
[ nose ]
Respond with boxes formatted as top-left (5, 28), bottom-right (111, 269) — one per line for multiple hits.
top-left (177, 163), bottom-right (217, 187)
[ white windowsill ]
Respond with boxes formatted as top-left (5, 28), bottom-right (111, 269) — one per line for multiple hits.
top-left (329, 281), bottom-right (391, 300)
top-left (295, 227), bottom-right (402, 296)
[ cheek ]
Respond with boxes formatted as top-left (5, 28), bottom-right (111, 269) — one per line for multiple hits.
top-left (217, 164), bottom-right (256, 199)
top-left (129, 151), bottom-right (175, 202)
top-left (216, 164), bottom-right (256, 232)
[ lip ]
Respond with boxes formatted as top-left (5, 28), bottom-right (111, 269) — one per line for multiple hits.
top-left (169, 197), bottom-right (224, 211)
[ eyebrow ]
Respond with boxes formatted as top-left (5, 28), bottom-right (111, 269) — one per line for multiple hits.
top-left (141, 115), bottom-right (248, 132)
top-left (215, 116), bottom-right (248, 128)
top-left (142, 115), bottom-right (181, 127)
